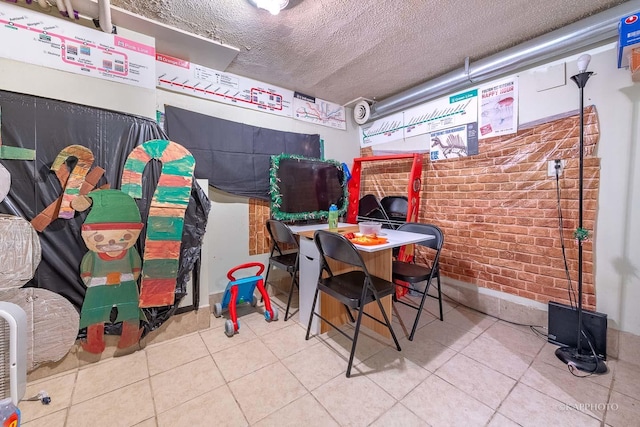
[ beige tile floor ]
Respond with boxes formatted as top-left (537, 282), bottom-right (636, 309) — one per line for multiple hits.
top-left (19, 294), bottom-right (640, 427)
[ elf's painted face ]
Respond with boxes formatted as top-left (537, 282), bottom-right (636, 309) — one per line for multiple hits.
top-left (81, 224), bottom-right (142, 253)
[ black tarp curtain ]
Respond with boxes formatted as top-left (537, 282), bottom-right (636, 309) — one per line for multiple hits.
top-left (164, 105), bottom-right (321, 200)
top-left (0, 90), bottom-right (210, 335)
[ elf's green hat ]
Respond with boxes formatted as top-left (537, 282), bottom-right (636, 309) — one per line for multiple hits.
top-left (85, 189), bottom-right (141, 225)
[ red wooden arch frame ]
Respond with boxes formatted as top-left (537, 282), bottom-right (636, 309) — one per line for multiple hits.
top-left (346, 153), bottom-right (423, 224)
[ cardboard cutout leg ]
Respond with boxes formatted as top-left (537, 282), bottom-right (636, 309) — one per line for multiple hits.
top-left (118, 320), bottom-right (143, 349)
top-left (82, 323), bottom-right (105, 354)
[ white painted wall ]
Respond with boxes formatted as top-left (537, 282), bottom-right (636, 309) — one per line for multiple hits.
top-left (1, 27), bottom-right (636, 335)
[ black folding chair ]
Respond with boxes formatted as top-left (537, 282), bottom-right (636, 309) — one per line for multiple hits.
top-left (305, 230), bottom-right (401, 377)
top-left (380, 195), bottom-right (408, 229)
top-left (357, 194), bottom-right (391, 227)
top-left (265, 219), bottom-right (299, 321)
top-left (392, 223), bottom-right (444, 341)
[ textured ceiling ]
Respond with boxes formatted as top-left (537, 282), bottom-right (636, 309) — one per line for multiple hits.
top-left (111, 0), bottom-right (627, 105)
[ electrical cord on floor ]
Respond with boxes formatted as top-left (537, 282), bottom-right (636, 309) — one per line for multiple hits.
top-left (438, 289), bottom-right (549, 341)
top-left (24, 390), bottom-right (51, 405)
top-left (437, 289), bottom-right (607, 377)
top-left (567, 329), bottom-right (602, 378)
top-left (554, 164), bottom-right (577, 309)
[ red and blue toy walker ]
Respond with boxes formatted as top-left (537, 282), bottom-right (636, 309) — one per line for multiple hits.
top-left (213, 262), bottom-right (278, 337)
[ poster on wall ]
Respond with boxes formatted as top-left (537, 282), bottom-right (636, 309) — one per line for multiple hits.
top-left (292, 92), bottom-right (346, 130)
top-left (360, 88), bottom-right (479, 161)
top-left (0, 2), bottom-right (156, 89)
top-left (156, 53), bottom-right (293, 117)
top-left (360, 111), bottom-right (405, 147)
top-left (479, 77), bottom-right (518, 138)
top-left (404, 88), bottom-right (478, 139)
top-left (429, 122), bottom-right (478, 161)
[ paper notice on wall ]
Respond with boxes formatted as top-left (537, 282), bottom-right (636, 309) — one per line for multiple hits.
top-left (0, 2), bottom-right (156, 89)
top-left (429, 123), bottom-right (478, 161)
top-left (479, 78), bottom-right (518, 138)
top-left (293, 92), bottom-right (346, 130)
top-left (157, 53), bottom-right (293, 117)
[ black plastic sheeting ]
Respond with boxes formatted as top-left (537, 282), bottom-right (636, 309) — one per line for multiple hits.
top-left (165, 105), bottom-right (321, 200)
top-left (0, 90), bottom-right (210, 336)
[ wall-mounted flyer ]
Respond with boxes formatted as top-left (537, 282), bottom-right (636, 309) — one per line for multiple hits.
top-left (479, 78), bottom-right (518, 139)
top-left (0, 2), bottom-right (155, 89)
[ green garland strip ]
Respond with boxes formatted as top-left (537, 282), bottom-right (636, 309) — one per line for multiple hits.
top-left (270, 153), bottom-right (349, 222)
top-left (573, 227), bottom-right (590, 241)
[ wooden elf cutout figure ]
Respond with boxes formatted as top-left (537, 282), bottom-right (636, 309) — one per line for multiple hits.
top-left (75, 189), bottom-right (146, 354)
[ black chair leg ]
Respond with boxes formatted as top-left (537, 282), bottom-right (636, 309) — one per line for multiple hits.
top-left (346, 305), bottom-right (365, 378)
top-left (376, 297), bottom-right (401, 351)
top-left (409, 281), bottom-right (432, 341)
top-left (436, 274), bottom-right (443, 321)
top-left (305, 288), bottom-right (320, 340)
top-left (284, 273), bottom-right (297, 321)
top-left (344, 304), bottom-right (356, 323)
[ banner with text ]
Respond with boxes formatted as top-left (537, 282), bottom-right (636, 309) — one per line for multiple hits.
top-left (0, 2), bottom-right (155, 89)
top-left (156, 53), bottom-right (293, 117)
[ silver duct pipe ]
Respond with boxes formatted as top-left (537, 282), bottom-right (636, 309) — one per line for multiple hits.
top-left (97, 0), bottom-right (112, 33)
top-left (369, 0), bottom-right (640, 121)
top-left (66, 0), bottom-right (113, 33)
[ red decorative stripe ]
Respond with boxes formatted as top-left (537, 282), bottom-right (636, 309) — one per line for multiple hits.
top-left (139, 278), bottom-right (177, 307)
top-left (144, 241), bottom-right (181, 260)
top-left (157, 174), bottom-right (192, 187)
top-left (159, 143), bottom-right (190, 162)
top-left (130, 147), bottom-right (152, 163)
top-left (121, 170), bottom-right (142, 183)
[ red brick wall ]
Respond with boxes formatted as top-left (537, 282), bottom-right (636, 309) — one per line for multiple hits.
top-left (249, 199), bottom-right (270, 256)
top-left (360, 106), bottom-right (600, 310)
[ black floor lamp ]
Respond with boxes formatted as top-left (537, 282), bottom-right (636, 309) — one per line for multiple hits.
top-left (555, 53), bottom-right (607, 374)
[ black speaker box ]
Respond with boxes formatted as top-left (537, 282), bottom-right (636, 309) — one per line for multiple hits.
top-left (547, 301), bottom-right (607, 360)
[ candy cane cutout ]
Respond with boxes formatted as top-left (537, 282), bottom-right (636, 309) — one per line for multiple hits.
top-left (51, 145), bottom-right (95, 219)
top-left (121, 140), bottom-right (195, 308)
top-left (31, 145), bottom-right (107, 232)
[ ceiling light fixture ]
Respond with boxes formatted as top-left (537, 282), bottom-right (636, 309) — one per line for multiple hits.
top-left (249, 0), bottom-right (289, 15)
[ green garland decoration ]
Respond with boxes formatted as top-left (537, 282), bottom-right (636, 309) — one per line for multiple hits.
top-left (573, 227), bottom-right (589, 241)
top-left (269, 153), bottom-right (349, 222)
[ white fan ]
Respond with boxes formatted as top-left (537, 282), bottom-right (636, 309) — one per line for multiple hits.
top-left (0, 302), bottom-right (26, 405)
top-left (353, 100), bottom-right (371, 125)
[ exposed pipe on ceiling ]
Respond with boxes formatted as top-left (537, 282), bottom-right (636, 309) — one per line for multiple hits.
top-left (96, 0), bottom-right (112, 33)
top-left (55, 0), bottom-right (68, 17)
top-left (6, 0), bottom-right (112, 33)
top-left (368, 0), bottom-right (640, 122)
top-left (63, 0), bottom-right (77, 19)
top-left (66, 0), bottom-right (112, 33)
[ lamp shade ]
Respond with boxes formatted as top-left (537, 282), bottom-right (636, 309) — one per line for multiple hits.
top-left (577, 54), bottom-right (591, 73)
